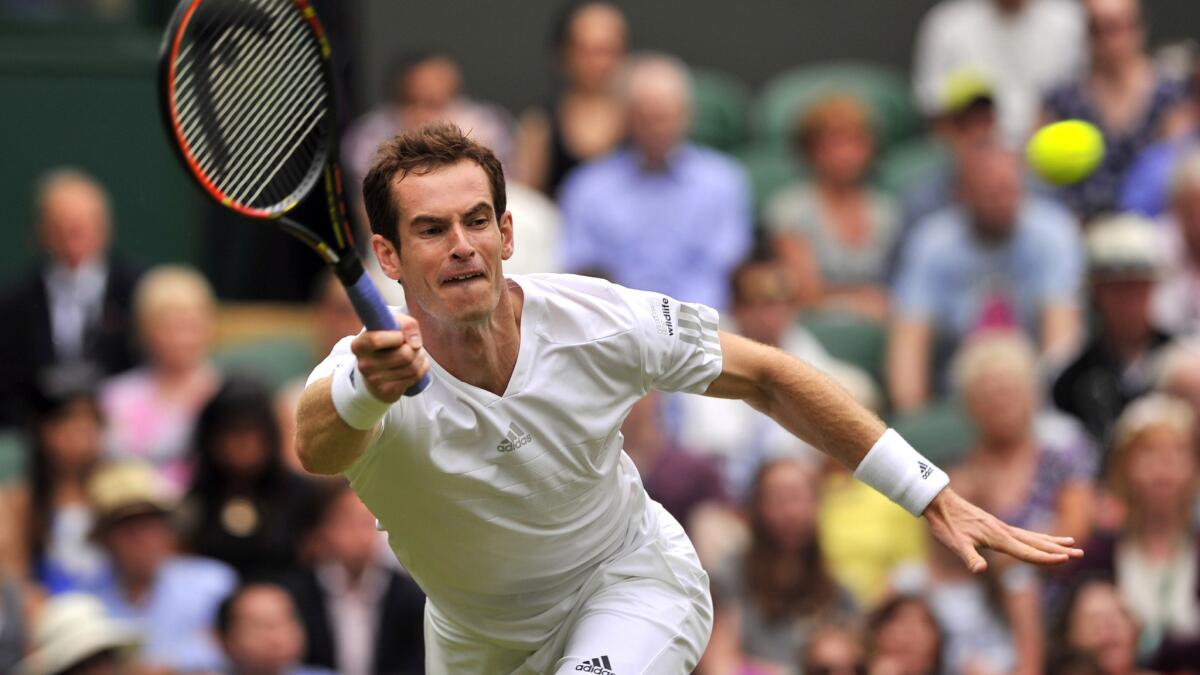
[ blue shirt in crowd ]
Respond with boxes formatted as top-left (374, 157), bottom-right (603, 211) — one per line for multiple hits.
top-left (558, 144), bottom-right (752, 311)
top-left (893, 196), bottom-right (1083, 387)
top-left (1120, 135), bottom-right (1198, 217)
top-left (83, 555), bottom-right (237, 672)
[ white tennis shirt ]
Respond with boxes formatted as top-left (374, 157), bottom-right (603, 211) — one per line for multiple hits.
top-left (306, 274), bottom-right (723, 645)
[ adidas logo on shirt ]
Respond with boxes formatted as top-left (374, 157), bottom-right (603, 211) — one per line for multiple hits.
top-left (497, 421), bottom-right (532, 453)
top-left (918, 461), bottom-right (933, 480)
top-left (575, 655), bottom-right (615, 674)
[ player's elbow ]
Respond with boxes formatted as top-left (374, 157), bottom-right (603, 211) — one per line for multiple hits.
top-left (296, 431), bottom-right (340, 476)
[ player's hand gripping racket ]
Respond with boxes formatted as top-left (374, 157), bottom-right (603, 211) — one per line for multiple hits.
top-left (158, 0), bottom-right (428, 395)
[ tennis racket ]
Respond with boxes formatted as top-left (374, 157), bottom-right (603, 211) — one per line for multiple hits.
top-left (158, 0), bottom-right (429, 396)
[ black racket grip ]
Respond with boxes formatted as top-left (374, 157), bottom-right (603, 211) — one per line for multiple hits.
top-left (343, 265), bottom-right (431, 397)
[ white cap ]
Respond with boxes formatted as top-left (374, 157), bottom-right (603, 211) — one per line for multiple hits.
top-left (1086, 213), bottom-right (1165, 279)
top-left (18, 593), bottom-right (140, 675)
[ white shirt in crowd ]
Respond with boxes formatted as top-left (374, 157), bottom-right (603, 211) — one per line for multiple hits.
top-left (43, 258), bottom-right (107, 361)
top-left (306, 274), bottom-right (723, 645)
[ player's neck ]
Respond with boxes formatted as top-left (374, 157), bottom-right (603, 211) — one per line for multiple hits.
top-left (419, 281), bottom-right (524, 396)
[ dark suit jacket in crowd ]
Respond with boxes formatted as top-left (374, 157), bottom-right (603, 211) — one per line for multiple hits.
top-left (282, 565), bottom-right (426, 675)
top-left (0, 256), bottom-right (142, 427)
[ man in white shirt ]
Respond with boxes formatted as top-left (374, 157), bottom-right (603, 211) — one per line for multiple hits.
top-left (913, 0), bottom-right (1085, 143)
top-left (296, 123), bottom-right (1082, 674)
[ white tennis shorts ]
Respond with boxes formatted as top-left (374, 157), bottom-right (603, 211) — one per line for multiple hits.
top-left (423, 503), bottom-right (713, 674)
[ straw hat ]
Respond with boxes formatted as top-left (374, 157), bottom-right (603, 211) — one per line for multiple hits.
top-left (17, 593), bottom-right (140, 675)
top-left (88, 461), bottom-right (179, 538)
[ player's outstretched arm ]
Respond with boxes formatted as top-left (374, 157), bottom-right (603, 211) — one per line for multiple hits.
top-left (703, 331), bottom-right (1083, 572)
top-left (296, 315), bottom-right (428, 475)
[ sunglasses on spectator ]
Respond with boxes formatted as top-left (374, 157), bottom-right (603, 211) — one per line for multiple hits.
top-left (806, 663), bottom-right (867, 675)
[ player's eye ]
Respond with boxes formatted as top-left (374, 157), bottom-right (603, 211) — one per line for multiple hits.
top-left (471, 216), bottom-right (489, 227)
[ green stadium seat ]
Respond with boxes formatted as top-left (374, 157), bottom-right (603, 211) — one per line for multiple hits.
top-left (752, 62), bottom-right (922, 154)
top-left (801, 310), bottom-right (887, 388)
top-left (875, 138), bottom-right (949, 197)
top-left (890, 399), bottom-right (976, 469)
top-left (735, 145), bottom-right (806, 215)
top-left (689, 69), bottom-right (751, 154)
top-left (213, 336), bottom-right (315, 391)
top-left (0, 430), bottom-right (29, 486)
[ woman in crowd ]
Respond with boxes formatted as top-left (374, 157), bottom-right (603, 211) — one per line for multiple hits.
top-left (0, 368), bottom-right (107, 593)
top-left (1068, 394), bottom-right (1200, 670)
top-left (949, 331), bottom-right (1097, 545)
top-left (181, 376), bottom-right (317, 582)
top-left (703, 458), bottom-right (855, 674)
top-left (766, 94), bottom-right (899, 321)
top-left (866, 596), bottom-right (943, 675)
top-left (800, 622), bottom-right (867, 675)
top-left (101, 265), bottom-right (220, 490)
top-left (1053, 578), bottom-right (1154, 675)
top-left (1043, 0), bottom-right (1190, 218)
top-left (514, 1), bottom-right (628, 196)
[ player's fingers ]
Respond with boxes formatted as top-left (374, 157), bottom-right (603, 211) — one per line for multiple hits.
top-left (394, 312), bottom-right (423, 350)
top-left (351, 328), bottom-right (408, 357)
top-left (953, 537), bottom-right (988, 575)
top-left (987, 526), bottom-right (1071, 567)
top-left (364, 350), bottom-right (428, 399)
top-left (1008, 526), bottom-right (1084, 559)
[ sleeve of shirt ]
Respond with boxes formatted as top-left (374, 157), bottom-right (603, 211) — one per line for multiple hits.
top-left (612, 284), bottom-right (724, 395)
top-left (1032, 206), bottom-right (1084, 304)
top-left (891, 224), bottom-right (940, 319)
top-left (558, 170), bottom-right (607, 274)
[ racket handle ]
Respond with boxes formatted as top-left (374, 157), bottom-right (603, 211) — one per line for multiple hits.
top-left (343, 264), bottom-right (431, 397)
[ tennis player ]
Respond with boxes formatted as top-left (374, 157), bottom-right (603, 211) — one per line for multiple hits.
top-left (296, 123), bottom-right (1081, 674)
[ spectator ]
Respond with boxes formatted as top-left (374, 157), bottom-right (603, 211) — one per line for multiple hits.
top-left (1154, 338), bottom-right (1200, 416)
top-left (514, 1), bottom-right (628, 196)
top-left (912, 0), bottom-right (1085, 144)
top-left (766, 94), bottom-right (898, 321)
top-left (1150, 150), bottom-right (1200, 336)
top-left (703, 459), bottom-right (855, 674)
top-left (16, 592), bottom-right (140, 675)
top-left (0, 168), bottom-right (141, 428)
top-left (1121, 64), bottom-right (1200, 218)
top-left (283, 481), bottom-right (425, 675)
top-left (216, 583), bottom-right (334, 675)
top-left (1043, 0), bottom-right (1191, 219)
top-left (951, 331), bottom-right (1097, 544)
top-left (1053, 214), bottom-right (1173, 445)
top-left (620, 391), bottom-right (727, 532)
top-left (865, 596), bottom-right (943, 675)
top-left (1052, 579), bottom-right (1149, 675)
top-left (100, 265), bottom-right (220, 489)
top-left (0, 571), bottom-right (27, 673)
top-left (888, 145), bottom-right (1083, 412)
top-left (559, 52), bottom-right (752, 311)
top-left (82, 461), bottom-right (236, 673)
top-left (1068, 395), bottom-right (1200, 670)
top-left (800, 623), bottom-right (867, 675)
top-left (182, 376), bottom-right (317, 582)
top-left (0, 366), bottom-right (107, 592)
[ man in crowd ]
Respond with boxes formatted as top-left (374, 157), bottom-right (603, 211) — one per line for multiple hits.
top-left (217, 583), bottom-right (335, 675)
top-left (559, 52), bottom-right (752, 311)
top-left (889, 144), bottom-right (1083, 411)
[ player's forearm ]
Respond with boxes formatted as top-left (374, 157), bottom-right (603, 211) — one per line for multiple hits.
top-left (295, 377), bottom-right (375, 475)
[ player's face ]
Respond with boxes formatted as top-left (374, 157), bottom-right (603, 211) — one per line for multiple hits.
top-left (375, 160), bottom-right (513, 325)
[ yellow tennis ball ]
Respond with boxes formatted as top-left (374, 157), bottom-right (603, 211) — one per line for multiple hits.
top-left (1026, 120), bottom-right (1106, 186)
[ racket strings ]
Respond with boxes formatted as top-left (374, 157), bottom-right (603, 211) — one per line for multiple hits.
top-left (170, 0), bottom-right (329, 211)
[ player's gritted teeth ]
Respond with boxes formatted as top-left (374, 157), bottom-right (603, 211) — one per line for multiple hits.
top-left (440, 270), bottom-right (487, 286)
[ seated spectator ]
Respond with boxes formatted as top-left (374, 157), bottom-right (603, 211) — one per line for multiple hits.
top-left (1151, 150), bottom-right (1200, 336)
top-left (951, 331), bottom-right (1097, 543)
top-left (101, 265), bottom-right (220, 489)
top-left (17, 592), bottom-right (141, 675)
top-left (1053, 214), bottom-right (1173, 445)
top-left (1121, 64), bottom-right (1200, 217)
top-left (217, 583), bottom-right (334, 675)
top-left (1, 366), bottom-right (107, 592)
top-left (865, 595), bottom-right (943, 675)
top-left (559, 52), bottom-right (752, 311)
top-left (1154, 338), bottom-right (1200, 416)
top-left (0, 168), bottom-right (141, 428)
top-left (912, 0), bottom-right (1084, 144)
top-left (283, 481), bottom-right (425, 675)
top-left (514, 1), bottom-right (628, 196)
top-left (620, 391), bottom-right (727, 532)
top-left (1052, 578), bottom-right (1150, 675)
top-left (800, 623), bottom-right (866, 675)
top-left (766, 94), bottom-right (898, 321)
top-left (888, 145), bottom-right (1083, 412)
top-left (82, 461), bottom-right (235, 673)
top-left (182, 376), bottom-right (317, 582)
top-left (1067, 395), bottom-right (1200, 670)
top-left (1043, 0), bottom-right (1191, 219)
top-left (703, 459), bottom-right (855, 674)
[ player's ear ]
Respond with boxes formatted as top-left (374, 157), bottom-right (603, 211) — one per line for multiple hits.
top-left (499, 210), bottom-right (514, 261)
top-left (372, 233), bottom-right (404, 282)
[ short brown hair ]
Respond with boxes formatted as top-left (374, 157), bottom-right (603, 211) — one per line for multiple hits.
top-left (792, 93), bottom-right (873, 157)
top-left (362, 122), bottom-right (506, 246)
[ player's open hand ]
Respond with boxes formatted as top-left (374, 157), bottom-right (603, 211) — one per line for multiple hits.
top-left (923, 488), bottom-right (1083, 573)
top-left (350, 312), bottom-right (429, 402)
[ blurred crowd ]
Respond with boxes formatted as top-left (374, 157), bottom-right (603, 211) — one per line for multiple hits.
top-left (2, 0), bottom-right (1200, 673)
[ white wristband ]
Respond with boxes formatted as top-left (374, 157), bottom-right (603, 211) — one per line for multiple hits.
top-left (853, 428), bottom-right (949, 516)
top-left (329, 359), bottom-right (392, 430)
